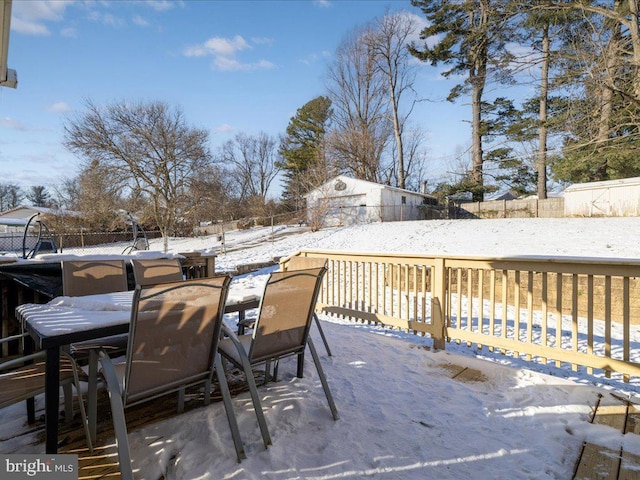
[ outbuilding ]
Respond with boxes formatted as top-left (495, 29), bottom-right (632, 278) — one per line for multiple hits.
top-left (563, 176), bottom-right (640, 217)
top-left (305, 175), bottom-right (437, 227)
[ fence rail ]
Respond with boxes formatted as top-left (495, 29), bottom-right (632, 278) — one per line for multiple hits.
top-left (284, 250), bottom-right (640, 382)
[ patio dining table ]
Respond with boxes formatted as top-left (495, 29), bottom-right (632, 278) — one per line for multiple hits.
top-left (16, 287), bottom-right (261, 454)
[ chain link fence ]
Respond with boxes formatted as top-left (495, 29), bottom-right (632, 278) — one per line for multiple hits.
top-left (1, 230), bottom-right (164, 256)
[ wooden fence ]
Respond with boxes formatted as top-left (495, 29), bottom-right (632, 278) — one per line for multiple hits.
top-left (283, 250), bottom-right (640, 382)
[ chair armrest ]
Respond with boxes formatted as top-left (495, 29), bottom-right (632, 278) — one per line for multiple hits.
top-left (0, 332), bottom-right (28, 346)
top-left (97, 349), bottom-right (123, 397)
top-left (220, 323), bottom-right (254, 369)
top-left (221, 323), bottom-right (241, 343)
top-left (0, 350), bottom-right (46, 372)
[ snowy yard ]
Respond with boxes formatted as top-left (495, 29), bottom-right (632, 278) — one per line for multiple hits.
top-left (3, 217), bottom-right (640, 479)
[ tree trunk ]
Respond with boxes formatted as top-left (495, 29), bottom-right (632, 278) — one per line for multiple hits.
top-left (162, 227), bottom-right (169, 254)
top-left (537, 23), bottom-right (550, 200)
top-left (389, 79), bottom-right (405, 189)
top-left (594, 0), bottom-right (623, 181)
top-left (471, 81), bottom-right (484, 202)
top-left (470, 2), bottom-right (489, 202)
top-left (627, 0), bottom-right (640, 101)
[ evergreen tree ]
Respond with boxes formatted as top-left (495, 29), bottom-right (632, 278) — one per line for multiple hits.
top-left (0, 182), bottom-right (22, 211)
top-left (410, 0), bottom-right (516, 201)
top-left (278, 96), bottom-right (332, 211)
top-left (26, 185), bottom-right (51, 207)
top-left (549, 0), bottom-right (640, 183)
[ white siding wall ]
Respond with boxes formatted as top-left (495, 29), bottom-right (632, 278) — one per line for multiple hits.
top-left (306, 176), bottom-right (430, 226)
top-left (564, 177), bottom-right (640, 217)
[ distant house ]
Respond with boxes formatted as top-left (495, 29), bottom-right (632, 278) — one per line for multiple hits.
top-left (0, 205), bottom-right (78, 230)
top-left (564, 177), bottom-right (640, 217)
top-left (305, 175), bottom-right (437, 227)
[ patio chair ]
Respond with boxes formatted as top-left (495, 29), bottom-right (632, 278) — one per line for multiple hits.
top-left (130, 258), bottom-right (184, 287)
top-left (219, 267), bottom-right (339, 443)
top-left (282, 256), bottom-right (332, 356)
top-left (236, 255), bottom-right (332, 357)
top-left (62, 260), bottom-right (130, 356)
top-left (0, 332), bottom-right (90, 444)
top-left (62, 259), bottom-right (129, 297)
top-left (91, 277), bottom-right (247, 479)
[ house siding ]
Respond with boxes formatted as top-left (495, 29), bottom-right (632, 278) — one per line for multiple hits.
top-left (306, 176), bottom-right (435, 226)
top-left (564, 177), bottom-right (640, 217)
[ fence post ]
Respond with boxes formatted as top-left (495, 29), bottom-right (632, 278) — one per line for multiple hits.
top-left (432, 258), bottom-right (446, 350)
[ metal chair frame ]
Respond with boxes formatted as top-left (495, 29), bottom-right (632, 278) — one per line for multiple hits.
top-left (89, 277), bottom-right (248, 479)
top-left (220, 267), bottom-right (339, 446)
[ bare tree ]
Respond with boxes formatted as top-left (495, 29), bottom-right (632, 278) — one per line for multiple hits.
top-left (366, 11), bottom-right (420, 189)
top-left (64, 100), bottom-right (211, 252)
top-left (387, 125), bottom-right (429, 192)
top-left (187, 164), bottom-right (237, 224)
top-left (217, 132), bottom-right (281, 215)
top-left (326, 26), bottom-right (392, 183)
top-left (56, 160), bottom-right (126, 230)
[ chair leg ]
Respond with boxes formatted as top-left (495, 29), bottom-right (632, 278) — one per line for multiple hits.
top-left (307, 338), bottom-right (339, 421)
top-left (313, 314), bottom-right (332, 357)
top-left (65, 352), bottom-right (93, 453)
top-left (220, 325), bottom-right (271, 448)
top-left (238, 354), bottom-right (271, 448)
top-left (26, 398), bottom-right (36, 424)
top-left (264, 360), bottom-right (271, 385)
top-left (203, 379), bottom-right (211, 406)
top-left (177, 388), bottom-right (185, 413)
top-left (296, 352), bottom-right (304, 378)
top-left (214, 355), bottom-right (246, 462)
top-left (88, 349), bottom-right (99, 445)
top-left (63, 384), bottom-right (73, 423)
top-left (99, 352), bottom-right (133, 480)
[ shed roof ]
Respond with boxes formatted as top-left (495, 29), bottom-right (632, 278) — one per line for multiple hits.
top-left (564, 176), bottom-right (640, 193)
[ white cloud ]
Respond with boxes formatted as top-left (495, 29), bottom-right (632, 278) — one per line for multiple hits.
top-left (313, 0), bottom-right (331, 7)
top-left (99, 13), bottom-right (126, 28)
top-left (183, 45), bottom-right (208, 57)
top-left (204, 35), bottom-right (250, 56)
top-left (214, 57), bottom-right (274, 72)
top-left (0, 117), bottom-right (29, 131)
top-left (46, 102), bottom-right (72, 113)
top-left (251, 37), bottom-right (275, 46)
top-left (213, 57), bottom-right (244, 72)
top-left (60, 27), bottom-right (77, 38)
top-left (184, 35), bottom-right (274, 72)
top-left (132, 15), bottom-right (150, 27)
top-left (300, 50), bottom-right (331, 66)
top-left (215, 124), bottom-right (234, 133)
top-left (145, 0), bottom-right (183, 12)
top-left (10, 0), bottom-right (177, 37)
top-left (10, 18), bottom-right (51, 36)
top-left (254, 59), bottom-right (275, 69)
top-left (11, 0), bottom-right (72, 35)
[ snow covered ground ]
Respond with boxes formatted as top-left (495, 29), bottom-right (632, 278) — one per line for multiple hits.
top-left (3, 217), bottom-right (640, 479)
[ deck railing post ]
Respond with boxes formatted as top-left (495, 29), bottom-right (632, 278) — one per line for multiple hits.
top-left (432, 258), bottom-right (446, 350)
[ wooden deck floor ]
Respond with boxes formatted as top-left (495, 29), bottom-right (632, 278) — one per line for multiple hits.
top-left (441, 362), bottom-right (640, 480)
top-left (3, 363), bottom-right (638, 479)
top-left (3, 374), bottom-right (254, 480)
top-left (573, 393), bottom-right (640, 480)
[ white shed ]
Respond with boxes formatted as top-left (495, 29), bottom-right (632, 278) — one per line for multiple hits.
top-left (305, 175), bottom-right (437, 227)
top-left (564, 177), bottom-right (640, 217)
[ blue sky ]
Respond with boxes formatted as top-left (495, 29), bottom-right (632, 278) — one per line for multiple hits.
top-left (0, 0), bottom-right (471, 198)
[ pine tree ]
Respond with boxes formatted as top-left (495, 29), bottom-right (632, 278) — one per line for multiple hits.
top-left (278, 96), bottom-right (332, 211)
